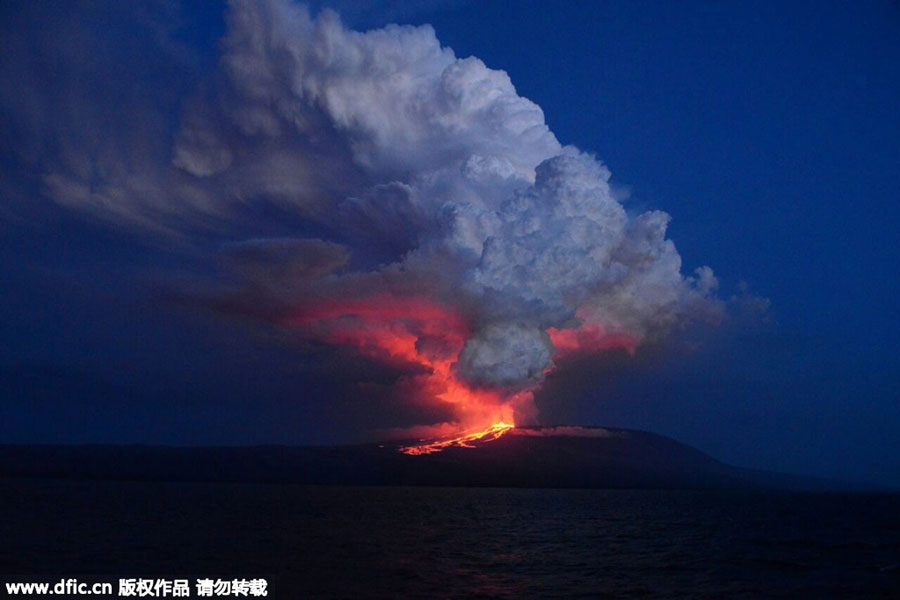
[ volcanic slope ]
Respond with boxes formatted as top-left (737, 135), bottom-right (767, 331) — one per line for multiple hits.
top-left (0, 426), bottom-right (841, 490)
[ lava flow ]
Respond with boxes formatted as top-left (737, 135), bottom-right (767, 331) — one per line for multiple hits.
top-left (398, 421), bottom-right (515, 455)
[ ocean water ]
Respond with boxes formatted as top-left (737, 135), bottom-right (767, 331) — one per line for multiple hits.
top-left (1, 480), bottom-right (899, 599)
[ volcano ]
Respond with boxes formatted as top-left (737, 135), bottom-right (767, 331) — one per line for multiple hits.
top-left (0, 426), bottom-right (842, 490)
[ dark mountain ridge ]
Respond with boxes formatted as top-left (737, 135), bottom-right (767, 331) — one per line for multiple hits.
top-left (0, 426), bottom-right (852, 490)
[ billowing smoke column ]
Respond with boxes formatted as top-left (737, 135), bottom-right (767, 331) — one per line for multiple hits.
top-left (25, 0), bottom-right (723, 437)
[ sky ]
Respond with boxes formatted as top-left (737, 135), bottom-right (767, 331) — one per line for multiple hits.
top-left (1, 0), bottom-right (898, 486)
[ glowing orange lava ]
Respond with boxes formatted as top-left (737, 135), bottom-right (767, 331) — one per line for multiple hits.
top-left (398, 421), bottom-right (515, 455)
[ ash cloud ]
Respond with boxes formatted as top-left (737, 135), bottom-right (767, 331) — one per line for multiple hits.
top-left (1, 0), bottom-right (730, 423)
top-left (457, 323), bottom-right (553, 388)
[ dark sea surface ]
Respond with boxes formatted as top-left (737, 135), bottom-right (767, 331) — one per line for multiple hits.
top-left (1, 480), bottom-right (899, 599)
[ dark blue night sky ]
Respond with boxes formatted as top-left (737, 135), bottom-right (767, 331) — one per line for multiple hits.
top-left (1, 0), bottom-right (898, 486)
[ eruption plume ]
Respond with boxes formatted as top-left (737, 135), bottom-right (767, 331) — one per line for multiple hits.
top-left (11, 0), bottom-right (723, 443)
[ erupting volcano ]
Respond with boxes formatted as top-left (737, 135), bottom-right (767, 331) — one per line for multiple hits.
top-left (280, 288), bottom-right (652, 444)
top-left (43, 0), bottom-right (724, 439)
top-left (180, 2), bottom-right (725, 440)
